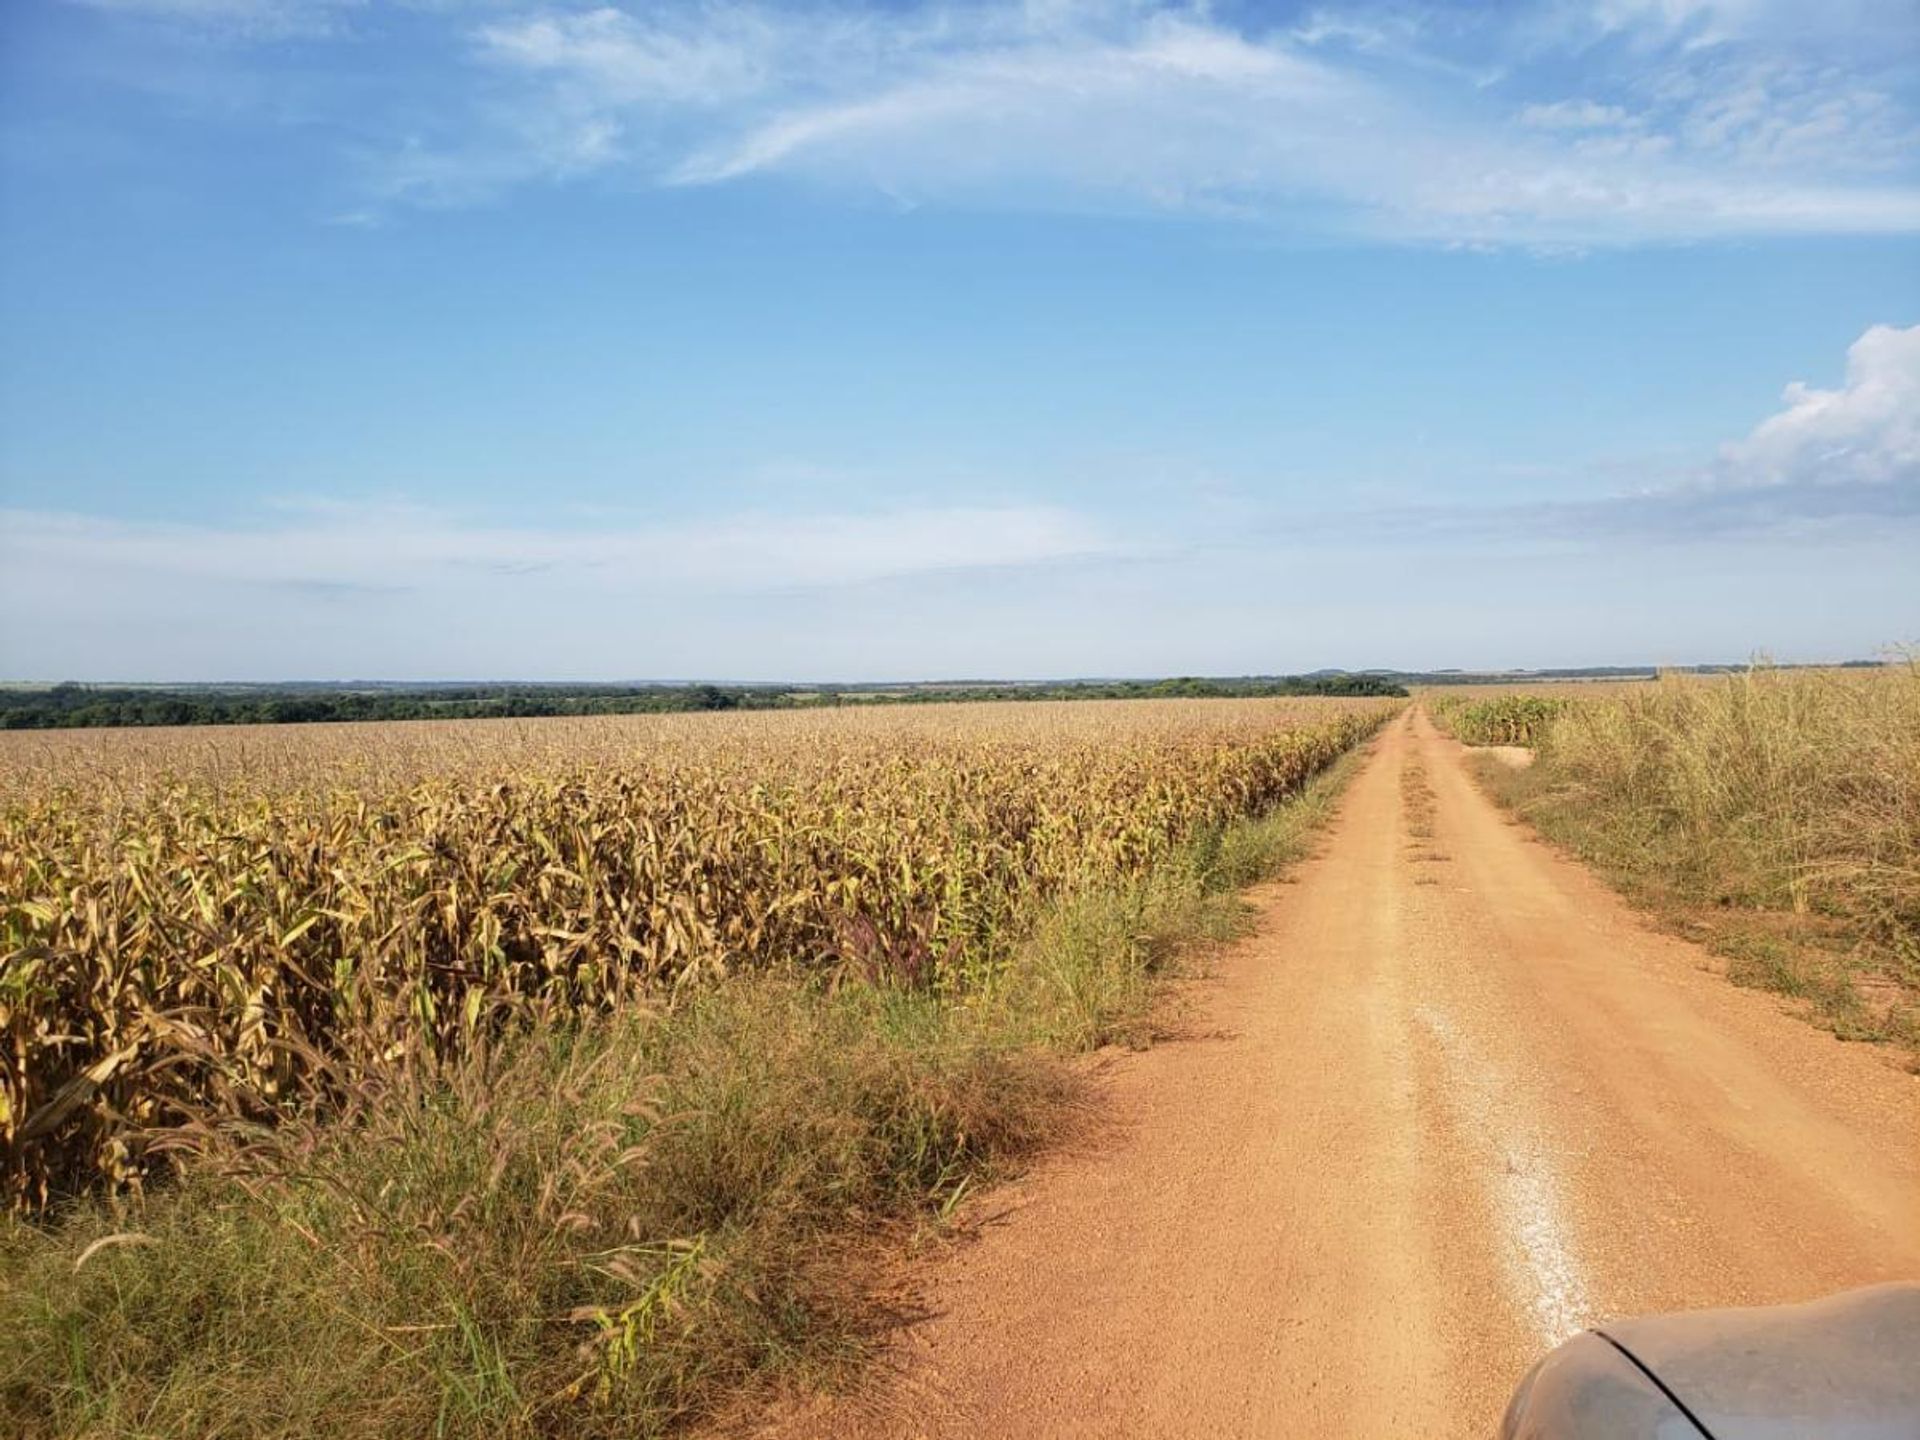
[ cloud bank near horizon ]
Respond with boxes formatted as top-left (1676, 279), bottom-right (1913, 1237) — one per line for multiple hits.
top-left (4, 323), bottom-right (1913, 680)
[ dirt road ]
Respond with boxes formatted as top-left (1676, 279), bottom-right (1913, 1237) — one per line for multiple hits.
top-left (767, 708), bottom-right (1920, 1439)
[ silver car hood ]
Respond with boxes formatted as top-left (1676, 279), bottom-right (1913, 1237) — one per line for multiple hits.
top-left (1601, 1283), bottom-right (1920, 1440)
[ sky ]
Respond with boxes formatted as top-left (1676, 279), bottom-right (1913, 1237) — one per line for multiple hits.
top-left (0, 0), bottom-right (1916, 681)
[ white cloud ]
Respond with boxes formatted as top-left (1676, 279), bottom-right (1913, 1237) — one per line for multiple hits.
top-left (1586, 0), bottom-right (1750, 49)
top-left (1288, 8), bottom-right (1425, 54)
top-left (1716, 323), bottom-right (1920, 489)
top-left (1667, 63), bottom-right (1911, 170)
top-left (1582, 0), bottom-right (1919, 52)
top-left (475, 6), bottom-right (782, 106)
top-left (664, 15), bottom-right (1358, 195)
top-left (1519, 99), bottom-right (1636, 129)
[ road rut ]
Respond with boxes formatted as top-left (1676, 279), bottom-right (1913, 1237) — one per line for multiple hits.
top-left (765, 708), bottom-right (1920, 1438)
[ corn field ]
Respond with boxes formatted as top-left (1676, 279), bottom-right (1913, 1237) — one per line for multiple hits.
top-left (0, 698), bottom-right (1391, 1212)
top-left (1426, 692), bottom-right (1571, 746)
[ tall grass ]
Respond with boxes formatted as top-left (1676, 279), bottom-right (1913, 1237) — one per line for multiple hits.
top-left (0, 740), bottom-right (1372, 1440)
top-left (1478, 664), bottom-right (1920, 1047)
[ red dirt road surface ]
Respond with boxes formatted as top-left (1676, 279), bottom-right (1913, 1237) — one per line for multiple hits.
top-left (762, 708), bottom-right (1920, 1439)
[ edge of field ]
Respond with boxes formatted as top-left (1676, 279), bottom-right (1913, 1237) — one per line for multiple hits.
top-left (0, 728), bottom-right (1382, 1440)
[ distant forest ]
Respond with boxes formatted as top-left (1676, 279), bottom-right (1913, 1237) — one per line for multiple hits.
top-left (0, 674), bottom-right (1410, 730)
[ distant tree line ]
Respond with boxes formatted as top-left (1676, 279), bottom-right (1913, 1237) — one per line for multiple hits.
top-left (0, 674), bottom-right (1409, 730)
top-left (889, 676), bottom-right (1411, 704)
top-left (0, 682), bottom-right (762, 730)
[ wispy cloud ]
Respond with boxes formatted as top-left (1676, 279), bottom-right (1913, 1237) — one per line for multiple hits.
top-left (1519, 99), bottom-right (1638, 130)
top-left (68, 0), bottom-right (366, 41)
top-left (447, 1), bottom-right (1920, 242)
top-left (0, 498), bottom-right (1147, 678)
top-left (1365, 474), bottom-right (1920, 548)
top-left (58, 0), bottom-right (1920, 243)
top-left (0, 500), bottom-right (1129, 598)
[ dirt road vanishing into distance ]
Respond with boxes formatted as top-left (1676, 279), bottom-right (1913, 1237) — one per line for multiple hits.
top-left (763, 707), bottom-right (1920, 1440)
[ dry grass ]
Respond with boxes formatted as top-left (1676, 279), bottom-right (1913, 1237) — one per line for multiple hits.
top-left (1398, 753), bottom-right (1449, 872)
top-left (1465, 664), bottom-right (1920, 1052)
top-left (1401, 754), bottom-right (1436, 839)
top-left (0, 736), bottom-right (1378, 1440)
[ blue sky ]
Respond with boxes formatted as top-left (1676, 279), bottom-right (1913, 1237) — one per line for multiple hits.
top-left (1, 0), bottom-right (1916, 680)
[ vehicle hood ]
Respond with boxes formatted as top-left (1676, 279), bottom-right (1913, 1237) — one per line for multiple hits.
top-left (1601, 1283), bottom-right (1920, 1440)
